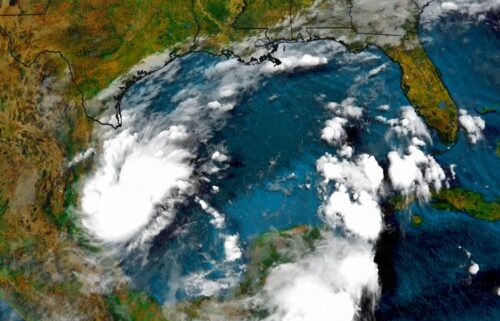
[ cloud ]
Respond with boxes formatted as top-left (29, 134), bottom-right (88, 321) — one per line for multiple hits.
top-left (458, 109), bottom-right (485, 143)
top-left (321, 117), bottom-right (348, 145)
top-left (367, 63), bottom-right (389, 78)
top-left (211, 150), bottom-right (229, 163)
top-left (81, 121), bottom-right (194, 242)
top-left (441, 1), bottom-right (459, 10)
top-left (387, 144), bottom-right (446, 199)
top-left (68, 148), bottom-right (95, 167)
top-left (196, 197), bottom-right (226, 229)
top-left (385, 106), bottom-right (432, 142)
top-left (262, 234), bottom-right (379, 321)
top-left (468, 261), bottom-right (480, 275)
top-left (422, 0), bottom-right (500, 22)
top-left (317, 154), bottom-right (384, 195)
top-left (224, 234), bottom-right (242, 262)
top-left (316, 153), bottom-right (384, 240)
top-left (327, 97), bottom-right (363, 119)
top-left (321, 98), bottom-right (364, 146)
top-left (262, 54), bottom-right (328, 73)
top-left (325, 187), bottom-right (383, 240)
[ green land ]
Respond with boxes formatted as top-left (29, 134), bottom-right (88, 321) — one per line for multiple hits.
top-left (432, 188), bottom-right (500, 221)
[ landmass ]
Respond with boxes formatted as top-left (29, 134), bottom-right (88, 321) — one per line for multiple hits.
top-left (432, 188), bottom-right (500, 221)
top-left (165, 225), bottom-right (323, 321)
top-left (0, 0), bottom-right (461, 319)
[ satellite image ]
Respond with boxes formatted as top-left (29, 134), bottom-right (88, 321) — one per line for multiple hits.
top-left (0, 0), bottom-right (499, 320)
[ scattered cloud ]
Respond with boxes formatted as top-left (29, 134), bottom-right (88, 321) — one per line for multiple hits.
top-left (458, 109), bottom-right (485, 143)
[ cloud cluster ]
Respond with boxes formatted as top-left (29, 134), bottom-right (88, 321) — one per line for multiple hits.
top-left (263, 235), bottom-right (378, 321)
top-left (388, 144), bottom-right (446, 199)
top-left (321, 97), bottom-right (363, 147)
top-left (81, 115), bottom-right (194, 243)
top-left (317, 154), bottom-right (384, 240)
top-left (458, 109), bottom-right (485, 143)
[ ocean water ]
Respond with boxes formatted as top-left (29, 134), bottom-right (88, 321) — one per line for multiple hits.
top-left (117, 12), bottom-right (500, 320)
top-left (0, 300), bottom-right (22, 321)
top-left (121, 41), bottom-right (411, 303)
top-left (374, 15), bottom-right (500, 321)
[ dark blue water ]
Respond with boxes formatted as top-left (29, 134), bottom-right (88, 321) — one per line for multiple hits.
top-left (0, 300), bottom-right (23, 321)
top-left (375, 16), bottom-right (500, 321)
top-left (119, 12), bottom-right (500, 321)
top-left (122, 43), bottom-right (413, 303)
top-left (422, 16), bottom-right (500, 199)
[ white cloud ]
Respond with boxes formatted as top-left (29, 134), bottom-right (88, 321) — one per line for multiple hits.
top-left (317, 153), bottom-right (384, 239)
top-left (68, 148), bottom-right (95, 167)
top-left (263, 235), bottom-right (378, 321)
top-left (469, 261), bottom-right (480, 275)
top-left (377, 104), bottom-right (390, 111)
top-left (367, 63), bottom-right (388, 77)
top-left (317, 154), bottom-right (384, 195)
top-left (441, 1), bottom-right (459, 10)
top-left (321, 117), bottom-right (348, 145)
top-left (423, 0), bottom-right (500, 22)
top-left (224, 234), bottom-right (242, 262)
top-left (387, 144), bottom-right (446, 199)
top-left (325, 187), bottom-right (383, 240)
top-left (211, 150), bottom-right (229, 163)
top-left (81, 117), bottom-right (193, 243)
top-left (196, 197), bottom-right (226, 229)
top-left (458, 109), bottom-right (485, 143)
top-left (261, 54), bottom-right (328, 73)
top-left (450, 164), bottom-right (457, 180)
top-left (392, 106), bottom-right (431, 142)
top-left (327, 97), bottom-right (363, 119)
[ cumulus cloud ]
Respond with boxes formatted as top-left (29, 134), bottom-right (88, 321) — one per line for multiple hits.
top-left (384, 106), bottom-right (432, 142)
top-left (224, 234), bottom-right (242, 262)
top-left (458, 109), bottom-right (485, 143)
top-left (468, 261), bottom-right (480, 275)
top-left (327, 97), bottom-right (364, 119)
top-left (325, 187), bottom-right (383, 240)
top-left (321, 117), bottom-right (348, 145)
top-left (316, 153), bottom-right (384, 239)
top-left (262, 235), bottom-right (379, 321)
top-left (317, 154), bottom-right (384, 195)
top-left (196, 197), bottom-right (225, 229)
top-left (321, 98), bottom-right (364, 147)
top-left (387, 144), bottom-right (446, 199)
top-left (211, 150), bottom-right (229, 163)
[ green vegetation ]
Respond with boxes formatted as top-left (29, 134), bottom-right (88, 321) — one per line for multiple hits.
top-left (432, 188), bottom-right (500, 221)
top-left (384, 42), bottom-right (458, 143)
top-left (106, 290), bottom-right (167, 321)
top-left (0, 198), bottom-right (7, 216)
top-left (476, 106), bottom-right (497, 115)
top-left (166, 225), bottom-right (324, 320)
top-left (238, 225), bottom-right (321, 296)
